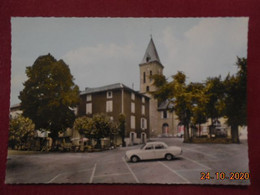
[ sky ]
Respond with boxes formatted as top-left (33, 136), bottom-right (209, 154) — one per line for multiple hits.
top-left (11, 17), bottom-right (248, 105)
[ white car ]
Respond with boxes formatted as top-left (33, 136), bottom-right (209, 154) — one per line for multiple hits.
top-left (125, 141), bottom-right (182, 163)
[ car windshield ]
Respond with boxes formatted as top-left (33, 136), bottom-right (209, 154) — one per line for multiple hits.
top-left (140, 144), bottom-right (146, 149)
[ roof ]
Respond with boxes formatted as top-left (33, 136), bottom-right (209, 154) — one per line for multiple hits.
top-left (140, 37), bottom-right (162, 66)
top-left (10, 103), bottom-right (21, 110)
top-left (80, 83), bottom-right (149, 98)
top-left (158, 99), bottom-right (175, 111)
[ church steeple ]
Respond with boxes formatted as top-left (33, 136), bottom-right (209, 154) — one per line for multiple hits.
top-left (140, 37), bottom-right (163, 67)
top-left (139, 37), bottom-right (164, 94)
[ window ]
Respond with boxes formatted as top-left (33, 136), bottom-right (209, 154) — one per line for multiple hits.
top-left (143, 72), bottom-right (146, 83)
top-left (161, 110), bottom-right (168, 119)
top-left (145, 145), bottom-right (153, 150)
top-left (146, 86), bottom-right (149, 92)
top-left (141, 118), bottom-right (147, 130)
top-left (131, 102), bottom-right (135, 113)
top-left (131, 92), bottom-right (135, 100)
top-left (155, 144), bottom-right (165, 149)
top-left (86, 103), bottom-right (92, 114)
top-left (150, 70), bottom-right (152, 82)
top-left (107, 91), bottom-right (113, 98)
top-left (106, 100), bottom-right (113, 112)
top-left (131, 115), bottom-right (135, 129)
top-left (86, 94), bottom-right (92, 101)
top-left (142, 97), bottom-right (145, 103)
top-left (110, 116), bottom-right (114, 121)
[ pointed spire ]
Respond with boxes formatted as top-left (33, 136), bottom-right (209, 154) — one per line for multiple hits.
top-left (141, 37), bottom-right (161, 64)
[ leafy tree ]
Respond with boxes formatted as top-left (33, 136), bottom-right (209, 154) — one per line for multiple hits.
top-left (73, 116), bottom-right (93, 138)
top-left (223, 57), bottom-right (247, 143)
top-left (90, 113), bottom-right (115, 148)
top-left (9, 115), bottom-right (35, 150)
top-left (19, 54), bottom-right (80, 141)
top-left (204, 76), bottom-right (225, 122)
top-left (152, 72), bottom-right (193, 142)
top-left (188, 82), bottom-right (207, 137)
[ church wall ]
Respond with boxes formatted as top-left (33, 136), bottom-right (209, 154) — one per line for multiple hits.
top-left (139, 62), bottom-right (163, 94)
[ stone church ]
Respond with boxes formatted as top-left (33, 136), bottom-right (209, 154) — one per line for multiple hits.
top-left (139, 37), bottom-right (180, 138)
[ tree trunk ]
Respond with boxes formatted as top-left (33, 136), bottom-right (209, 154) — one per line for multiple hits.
top-left (209, 118), bottom-right (213, 138)
top-left (199, 124), bottom-right (201, 137)
top-left (231, 125), bottom-right (240, 143)
top-left (96, 138), bottom-right (101, 149)
top-left (184, 123), bottom-right (190, 143)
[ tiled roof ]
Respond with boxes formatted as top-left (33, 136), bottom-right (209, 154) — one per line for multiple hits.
top-left (140, 37), bottom-right (162, 65)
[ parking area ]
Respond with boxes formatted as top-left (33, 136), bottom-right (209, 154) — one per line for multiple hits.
top-left (5, 138), bottom-right (250, 185)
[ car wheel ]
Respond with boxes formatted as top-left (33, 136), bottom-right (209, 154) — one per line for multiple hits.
top-left (131, 155), bottom-right (139, 163)
top-left (165, 154), bottom-right (173, 161)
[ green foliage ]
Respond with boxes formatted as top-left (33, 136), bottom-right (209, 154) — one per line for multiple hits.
top-left (9, 115), bottom-right (35, 149)
top-left (188, 82), bottom-right (208, 126)
top-left (73, 113), bottom-right (118, 148)
top-left (91, 114), bottom-right (115, 140)
top-left (224, 57), bottom-right (247, 127)
top-left (204, 76), bottom-right (225, 122)
top-left (151, 57), bottom-right (247, 143)
top-left (73, 116), bottom-right (93, 136)
top-left (19, 54), bottom-right (80, 139)
top-left (151, 74), bottom-right (173, 104)
top-left (118, 113), bottom-right (126, 147)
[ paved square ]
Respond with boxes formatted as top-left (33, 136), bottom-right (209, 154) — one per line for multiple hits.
top-left (5, 138), bottom-right (250, 185)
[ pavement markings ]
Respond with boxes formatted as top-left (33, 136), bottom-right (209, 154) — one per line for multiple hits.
top-left (182, 156), bottom-right (211, 170)
top-left (122, 157), bottom-right (140, 183)
top-left (89, 163), bottom-right (97, 183)
top-left (158, 161), bottom-right (191, 184)
top-left (46, 168), bottom-right (94, 183)
top-left (46, 173), bottom-right (64, 183)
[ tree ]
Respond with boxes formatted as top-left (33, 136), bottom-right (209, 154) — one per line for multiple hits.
top-left (90, 113), bottom-right (115, 148)
top-left (19, 54), bottom-right (80, 141)
top-left (223, 57), bottom-right (247, 143)
top-left (151, 71), bottom-right (193, 142)
top-left (9, 115), bottom-right (35, 150)
top-left (188, 82), bottom-right (207, 137)
top-left (118, 113), bottom-right (126, 147)
top-left (73, 116), bottom-right (93, 138)
top-left (204, 76), bottom-right (225, 122)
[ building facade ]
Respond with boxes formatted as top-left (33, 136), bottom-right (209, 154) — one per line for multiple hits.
top-left (78, 83), bottom-right (150, 145)
top-left (139, 38), bottom-right (179, 137)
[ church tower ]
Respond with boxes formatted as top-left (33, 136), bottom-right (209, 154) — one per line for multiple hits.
top-left (139, 37), bottom-right (178, 137)
top-left (139, 37), bottom-right (164, 95)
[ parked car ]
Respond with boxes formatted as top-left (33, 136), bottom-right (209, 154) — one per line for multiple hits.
top-left (125, 141), bottom-right (182, 163)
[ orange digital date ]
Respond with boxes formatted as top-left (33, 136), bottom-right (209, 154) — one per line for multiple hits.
top-left (200, 172), bottom-right (250, 180)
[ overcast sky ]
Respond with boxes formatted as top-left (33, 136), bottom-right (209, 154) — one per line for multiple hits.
top-left (11, 17), bottom-right (248, 105)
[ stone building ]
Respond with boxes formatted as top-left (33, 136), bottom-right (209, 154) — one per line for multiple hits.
top-left (139, 38), bottom-right (179, 137)
top-left (78, 83), bottom-right (150, 145)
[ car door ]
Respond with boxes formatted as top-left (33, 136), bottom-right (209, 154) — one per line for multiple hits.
top-left (140, 144), bottom-right (156, 160)
top-left (154, 143), bottom-right (167, 159)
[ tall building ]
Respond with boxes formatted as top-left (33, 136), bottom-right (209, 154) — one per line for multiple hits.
top-left (78, 83), bottom-right (150, 145)
top-left (139, 37), bottom-right (179, 137)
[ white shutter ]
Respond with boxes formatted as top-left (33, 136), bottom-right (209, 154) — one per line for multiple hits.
top-left (86, 95), bottom-right (92, 101)
top-left (131, 116), bottom-right (135, 129)
top-left (86, 103), bottom-right (92, 114)
top-left (106, 101), bottom-right (113, 112)
top-left (131, 102), bottom-right (135, 113)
